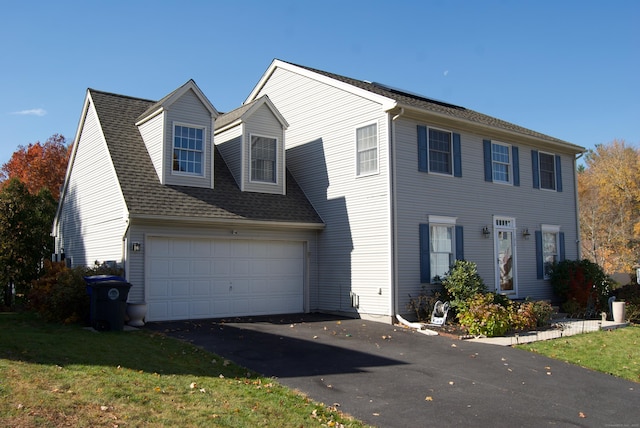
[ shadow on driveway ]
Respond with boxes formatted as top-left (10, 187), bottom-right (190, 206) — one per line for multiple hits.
top-left (147, 313), bottom-right (407, 378)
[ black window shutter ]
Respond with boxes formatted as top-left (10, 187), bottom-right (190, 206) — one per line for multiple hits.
top-left (559, 232), bottom-right (565, 261)
top-left (418, 125), bottom-right (428, 172)
top-left (455, 225), bottom-right (464, 260)
top-left (535, 230), bottom-right (544, 279)
top-left (555, 155), bottom-right (563, 192)
top-left (483, 140), bottom-right (492, 182)
top-left (512, 146), bottom-right (520, 186)
top-left (419, 224), bottom-right (431, 283)
top-left (531, 150), bottom-right (540, 189)
top-left (453, 133), bottom-right (462, 177)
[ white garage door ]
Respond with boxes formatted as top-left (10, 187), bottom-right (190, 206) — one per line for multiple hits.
top-left (146, 237), bottom-right (304, 321)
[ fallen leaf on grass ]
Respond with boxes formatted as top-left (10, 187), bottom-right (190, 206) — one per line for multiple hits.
top-left (190, 382), bottom-right (197, 389)
top-left (101, 405), bottom-right (109, 411)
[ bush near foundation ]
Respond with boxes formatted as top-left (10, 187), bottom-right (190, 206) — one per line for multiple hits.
top-left (548, 259), bottom-right (613, 315)
top-left (28, 261), bottom-right (123, 324)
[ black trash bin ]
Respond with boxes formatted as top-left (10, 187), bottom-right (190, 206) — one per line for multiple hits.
top-left (85, 275), bottom-right (132, 331)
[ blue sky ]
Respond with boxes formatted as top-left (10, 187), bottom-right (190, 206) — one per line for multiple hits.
top-left (0, 1), bottom-right (637, 165)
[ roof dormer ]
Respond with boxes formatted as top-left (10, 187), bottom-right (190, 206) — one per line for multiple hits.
top-left (214, 95), bottom-right (288, 195)
top-left (136, 80), bottom-right (218, 188)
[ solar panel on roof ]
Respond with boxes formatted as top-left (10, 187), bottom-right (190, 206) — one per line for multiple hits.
top-left (370, 81), bottom-right (465, 110)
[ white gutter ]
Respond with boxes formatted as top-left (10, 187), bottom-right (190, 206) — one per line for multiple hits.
top-left (574, 152), bottom-right (585, 259)
top-left (129, 214), bottom-right (325, 230)
top-left (389, 108), bottom-right (404, 320)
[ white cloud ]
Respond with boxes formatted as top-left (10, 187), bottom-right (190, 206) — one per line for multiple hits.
top-left (11, 108), bottom-right (47, 116)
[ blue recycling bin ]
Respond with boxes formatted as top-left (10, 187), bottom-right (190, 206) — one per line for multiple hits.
top-left (85, 275), bottom-right (132, 331)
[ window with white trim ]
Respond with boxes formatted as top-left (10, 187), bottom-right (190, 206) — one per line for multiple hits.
top-left (173, 124), bottom-right (204, 175)
top-left (429, 128), bottom-right (452, 175)
top-left (251, 135), bottom-right (277, 183)
top-left (492, 142), bottom-right (511, 183)
top-left (356, 123), bottom-right (378, 176)
top-left (429, 216), bottom-right (457, 281)
top-left (542, 224), bottom-right (561, 279)
top-left (539, 152), bottom-right (556, 190)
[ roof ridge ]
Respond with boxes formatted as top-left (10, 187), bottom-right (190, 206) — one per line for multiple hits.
top-left (88, 88), bottom-right (157, 103)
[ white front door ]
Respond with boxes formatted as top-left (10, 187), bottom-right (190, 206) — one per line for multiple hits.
top-left (494, 217), bottom-right (517, 295)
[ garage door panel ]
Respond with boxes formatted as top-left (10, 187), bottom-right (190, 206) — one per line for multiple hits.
top-left (192, 260), bottom-right (211, 275)
top-left (192, 280), bottom-right (210, 296)
top-left (147, 237), bottom-right (304, 321)
top-left (171, 280), bottom-right (190, 297)
top-left (171, 260), bottom-right (190, 275)
top-left (150, 259), bottom-right (170, 276)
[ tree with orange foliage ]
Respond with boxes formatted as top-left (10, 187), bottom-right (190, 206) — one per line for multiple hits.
top-left (578, 140), bottom-right (640, 275)
top-left (0, 134), bottom-right (70, 201)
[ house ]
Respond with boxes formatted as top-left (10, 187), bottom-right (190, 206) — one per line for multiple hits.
top-left (53, 60), bottom-right (585, 324)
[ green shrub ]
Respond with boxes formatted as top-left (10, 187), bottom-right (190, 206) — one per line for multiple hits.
top-left (548, 259), bottom-right (613, 314)
top-left (457, 293), bottom-right (511, 337)
top-left (28, 261), bottom-right (123, 324)
top-left (441, 260), bottom-right (486, 311)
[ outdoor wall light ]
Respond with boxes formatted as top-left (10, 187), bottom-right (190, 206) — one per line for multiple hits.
top-left (132, 242), bottom-right (141, 252)
top-left (482, 226), bottom-right (491, 238)
top-left (522, 228), bottom-right (531, 239)
top-left (231, 230), bottom-right (238, 235)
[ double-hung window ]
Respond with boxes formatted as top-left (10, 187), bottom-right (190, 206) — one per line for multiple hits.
top-left (483, 140), bottom-right (519, 185)
top-left (536, 224), bottom-right (565, 279)
top-left (420, 217), bottom-right (464, 283)
top-left (417, 125), bottom-right (461, 177)
top-left (532, 150), bottom-right (562, 191)
top-left (492, 142), bottom-right (511, 183)
top-left (356, 123), bottom-right (378, 176)
top-left (251, 135), bottom-right (277, 183)
top-left (428, 128), bottom-right (452, 175)
top-left (173, 124), bottom-right (204, 175)
top-left (539, 152), bottom-right (556, 190)
top-left (430, 224), bottom-right (454, 281)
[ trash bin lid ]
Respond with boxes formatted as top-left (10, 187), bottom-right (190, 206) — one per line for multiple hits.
top-left (84, 275), bottom-right (128, 284)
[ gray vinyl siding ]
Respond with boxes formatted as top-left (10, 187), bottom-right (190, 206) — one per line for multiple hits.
top-left (215, 125), bottom-right (243, 188)
top-left (164, 89), bottom-right (213, 188)
top-left (394, 118), bottom-right (579, 311)
top-left (256, 67), bottom-right (392, 318)
top-left (126, 221), bottom-right (319, 308)
top-left (58, 100), bottom-right (128, 267)
top-left (138, 113), bottom-right (165, 183)
top-left (243, 104), bottom-right (285, 195)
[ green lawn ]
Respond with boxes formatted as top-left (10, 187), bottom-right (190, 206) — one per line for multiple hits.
top-left (516, 325), bottom-right (640, 383)
top-left (0, 312), bottom-right (369, 427)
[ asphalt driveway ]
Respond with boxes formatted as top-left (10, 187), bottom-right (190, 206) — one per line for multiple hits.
top-left (147, 314), bottom-right (639, 428)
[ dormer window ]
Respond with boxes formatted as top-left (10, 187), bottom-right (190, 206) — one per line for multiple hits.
top-left (173, 124), bottom-right (204, 175)
top-left (251, 135), bottom-right (277, 183)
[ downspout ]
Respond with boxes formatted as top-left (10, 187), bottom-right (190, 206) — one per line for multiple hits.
top-left (389, 108), bottom-right (404, 321)
top-left (574, 152), bottom-right (584, 259)
top-left (122, 217), bottom-right (131, 279)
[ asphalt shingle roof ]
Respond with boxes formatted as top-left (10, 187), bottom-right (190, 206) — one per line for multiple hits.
top-left (287, 61), bottom-right (583, 151)
top-left (89, 89), bottom-right (323, 225)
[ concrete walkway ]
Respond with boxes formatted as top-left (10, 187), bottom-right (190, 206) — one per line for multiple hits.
top-left (467, 318), bottom-right (630, 346)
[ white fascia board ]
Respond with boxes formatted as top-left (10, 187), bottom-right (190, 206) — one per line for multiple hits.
top-left (53, 90), bottom-right (92, 233)
top-left (246, 59), bottom-right (397, 111)
top-left (130, 213), bottom-right (325, 230)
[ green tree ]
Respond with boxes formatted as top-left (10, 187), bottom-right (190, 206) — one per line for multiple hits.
top-left (0, 179), bottom-right (57, 307)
